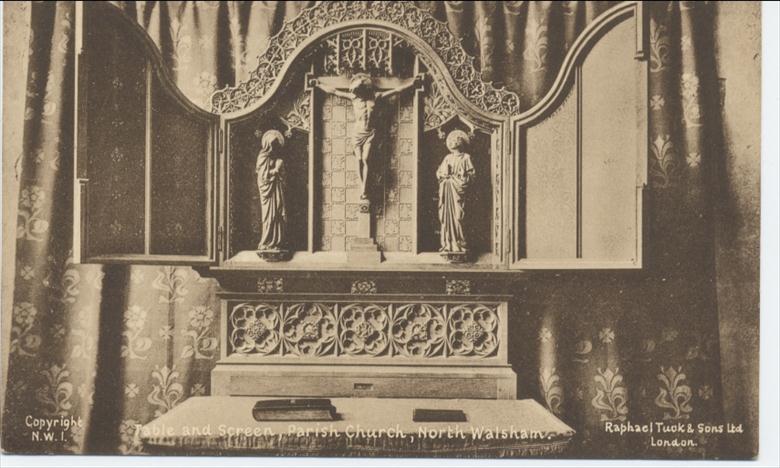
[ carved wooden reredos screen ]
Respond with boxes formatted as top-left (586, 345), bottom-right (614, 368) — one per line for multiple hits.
top-left (72, 1), bottom-right (648, 271)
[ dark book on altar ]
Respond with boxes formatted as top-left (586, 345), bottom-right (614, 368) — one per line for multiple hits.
top-left (252, 399), bottom-right (337, 421)
top-left (412, 409), bottom-right (468, 422)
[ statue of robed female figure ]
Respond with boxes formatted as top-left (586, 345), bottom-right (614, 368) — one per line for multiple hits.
top-left (256, 130), bottom-right (288, 260)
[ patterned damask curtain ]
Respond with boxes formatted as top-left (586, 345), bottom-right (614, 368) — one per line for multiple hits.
top-left (4, 1), bottom-right (725, 457)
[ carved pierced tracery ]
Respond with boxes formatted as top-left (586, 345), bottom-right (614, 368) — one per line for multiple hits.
top-left (321, 29), bottom-right (399, 76)
top-left (227, 300), bottom-right (501, 359)
top-left (280, 90), bottom-right (311, 134)
top-left (424, 81), bottom-right (456, 131)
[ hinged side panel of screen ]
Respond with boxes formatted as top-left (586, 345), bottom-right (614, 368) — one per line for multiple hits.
top-left (73, 2), bottom-right (219, 265)
top-left (513, 14), bottom-right (648, 269)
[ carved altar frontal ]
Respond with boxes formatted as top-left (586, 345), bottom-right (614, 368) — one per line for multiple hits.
top-left (212, 293), bottom-right (516, 399)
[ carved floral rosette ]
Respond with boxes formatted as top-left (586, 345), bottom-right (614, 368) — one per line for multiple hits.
top-left (447, 304), bottom-right (499, 357)
top-left (227, 301), bottom-right (500, 360)
top-left (339, 304), bottom-right (389, 356)
top-left (281, 303), bottom-right (337, 356)
top-left (390, 303), bottom-right (446, 357)
top-left (230, 303), bottom-right (281, 354)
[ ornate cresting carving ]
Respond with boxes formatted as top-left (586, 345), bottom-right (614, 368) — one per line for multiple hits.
top-left (227, 300), bottom-right (501, 359)
top-left (210, 1), bottom-right (520, 117)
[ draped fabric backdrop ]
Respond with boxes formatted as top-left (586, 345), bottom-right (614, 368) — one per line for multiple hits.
top-left (4, 1), bottom-right (732, 457)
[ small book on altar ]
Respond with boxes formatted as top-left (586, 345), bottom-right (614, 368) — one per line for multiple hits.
top-left (412, 409), bottom-right (467, 422)
top-left (252, 398), bottom-right (337, 421)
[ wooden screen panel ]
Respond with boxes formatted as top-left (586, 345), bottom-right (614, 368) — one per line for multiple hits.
top-left (523, 88), bottom-right (578, 259)
top-left (149, 76), bottom-right (212, 256)
top-left (580, 19), bottom-right (639, 261)
top-left (514, 14), bottom-right (645, 268)
top-left (84, 8), bottom-right (147, 256)
top-left (75, 2), bottom-right (218, 264)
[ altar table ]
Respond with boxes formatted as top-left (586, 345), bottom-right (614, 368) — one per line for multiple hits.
top-left (139, 396), bottom-right (575, 457)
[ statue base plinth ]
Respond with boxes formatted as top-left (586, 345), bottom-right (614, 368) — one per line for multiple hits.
top-left (256, 249), bottom-right (290, 262)
top-left (348, 238), bottom-right (382, 264)
top-left (440, 251), bottom-right (469, 263)
top-left (345, 199), bottom-right (382, 263)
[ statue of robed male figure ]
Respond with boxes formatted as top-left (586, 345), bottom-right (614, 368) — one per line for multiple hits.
top-left (437, 130), bottom-right (475, 262)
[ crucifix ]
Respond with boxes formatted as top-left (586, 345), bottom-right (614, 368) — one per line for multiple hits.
top-left (309, 72), bottom-right (425, 261)
top-left (310, 73), bottom-right (424, 200)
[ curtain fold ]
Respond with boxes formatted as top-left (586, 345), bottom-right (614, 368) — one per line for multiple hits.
top-left (3, 1), bottom-right (727, 458)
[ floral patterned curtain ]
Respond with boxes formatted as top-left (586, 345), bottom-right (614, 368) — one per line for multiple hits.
top-left (4, 1), bottom-right (726, 458)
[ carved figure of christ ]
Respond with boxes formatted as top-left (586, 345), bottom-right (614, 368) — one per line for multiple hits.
top-left (311, 74), bottom-right (423, 200)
